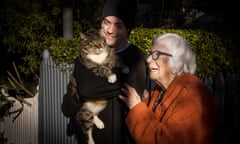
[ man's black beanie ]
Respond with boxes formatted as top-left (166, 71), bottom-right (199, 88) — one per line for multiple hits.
top-left (101, 0), bottom-right (137, 31)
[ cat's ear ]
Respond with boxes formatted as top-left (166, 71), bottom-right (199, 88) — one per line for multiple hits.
top-left (97, 30), bottom-right (106, 42)
top-left (80, 33), bottom-right (87, 40)
top-left (98, 29), bottom-right (104, 38)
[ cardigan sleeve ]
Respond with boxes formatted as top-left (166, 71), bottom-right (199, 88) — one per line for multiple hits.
top-left (125, 100), bottom-right (189, 144)
top-left (125, 85), bottom-right (222, 144)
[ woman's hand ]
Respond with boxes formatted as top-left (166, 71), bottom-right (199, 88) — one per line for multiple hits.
top-left (119, 83), bottom-right (142, 109)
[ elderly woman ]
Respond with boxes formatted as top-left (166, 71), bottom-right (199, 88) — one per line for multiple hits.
top-left (119, 33), bottom-right (224, 144)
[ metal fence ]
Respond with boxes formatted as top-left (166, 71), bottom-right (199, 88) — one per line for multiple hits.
top-left (38, 50), bottom-right (76, 144)
top-left (0, 49), bottom-right (239, 144)
top-left (0, 93), bottom-right (38, 144)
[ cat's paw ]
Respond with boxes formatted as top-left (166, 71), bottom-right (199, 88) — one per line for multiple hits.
top-left (107, 74), bottom-right (117, 83)
top-left (94, 116), bottom-right (105, 129)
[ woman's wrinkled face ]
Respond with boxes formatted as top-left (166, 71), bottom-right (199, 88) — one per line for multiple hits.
top-left (146, 44), bottom-right (173, 88)
top-left (101, 16), bottom-right (128, 49)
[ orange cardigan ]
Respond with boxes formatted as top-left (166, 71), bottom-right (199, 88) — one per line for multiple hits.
top-left (126, 74), bottom-right (223, 144)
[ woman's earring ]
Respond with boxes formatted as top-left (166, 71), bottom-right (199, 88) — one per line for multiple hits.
top-left (171, 71), bottom-right (177, 75)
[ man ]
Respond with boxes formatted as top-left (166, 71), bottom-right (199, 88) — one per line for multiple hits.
top-left (62, 0), bottom-right (147, 143)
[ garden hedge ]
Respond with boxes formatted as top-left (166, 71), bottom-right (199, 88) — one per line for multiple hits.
top-left (49, 27), bottom-right (240, 79)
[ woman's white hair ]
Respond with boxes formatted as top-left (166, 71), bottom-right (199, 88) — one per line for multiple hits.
top-left (152, 33), bottom-right (196, 74)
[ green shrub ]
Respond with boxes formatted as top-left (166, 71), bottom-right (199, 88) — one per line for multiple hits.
top-left (50, 27), bottom-right (239, 79)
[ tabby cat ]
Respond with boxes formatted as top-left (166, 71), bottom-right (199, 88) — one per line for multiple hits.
top-left (71, 31), bottom-right (128, 144)
top-left (79, 31), bottom-right (123, 83)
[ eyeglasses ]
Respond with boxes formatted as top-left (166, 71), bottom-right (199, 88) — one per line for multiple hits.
top-left (148, 50), bottom-right (172, 60)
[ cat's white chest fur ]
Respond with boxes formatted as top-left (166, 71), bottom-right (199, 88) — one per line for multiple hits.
top-left (87, 50), bottom-right (108, 64)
